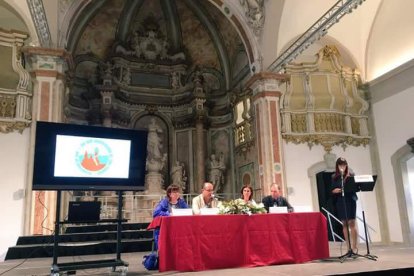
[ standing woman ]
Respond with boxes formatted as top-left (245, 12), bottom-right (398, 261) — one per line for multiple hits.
top-left (331, 157), bottom-right (358, 253)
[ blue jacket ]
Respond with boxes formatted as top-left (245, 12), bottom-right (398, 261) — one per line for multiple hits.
top-left (153, 197), bottom-right (189, 217)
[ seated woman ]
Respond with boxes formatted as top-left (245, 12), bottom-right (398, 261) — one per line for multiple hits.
top-left (152, 184), bottom-right (189, 248)
top-left (240, 184), bottom-right (256, 204)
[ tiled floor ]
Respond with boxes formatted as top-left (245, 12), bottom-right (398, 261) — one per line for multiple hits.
top-left (1, 243), bottom-right (413, 276)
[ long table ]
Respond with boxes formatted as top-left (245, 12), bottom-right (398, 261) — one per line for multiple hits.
top-left (148, 212), bottom-right (329, 272)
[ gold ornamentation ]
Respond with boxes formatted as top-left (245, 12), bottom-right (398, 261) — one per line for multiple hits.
top-left (283, 133), bottom-right (370, 153)
top-left (145, 105), bottom-right (158, 114)
top-left (314, 113), bottom-right (344, 132)
top-left (0, 95), bottom-right (17, 118)
top-left (291, 113), bottom-right (306, 132)
top-left (0, 121), bottom-right (30, 134)
top-left (322, 45), bottom-right (340, 58)
top-left (282, 45), bottom-right (369, 152)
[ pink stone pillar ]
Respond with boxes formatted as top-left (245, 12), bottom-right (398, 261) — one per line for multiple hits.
top-left (23, 47), bottom-right (72, 235)
top-left (246, 72), bottom-right (289, 196)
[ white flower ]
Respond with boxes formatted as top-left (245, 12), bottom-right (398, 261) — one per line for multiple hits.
top-left (218, 199), bottom-right (266, 215)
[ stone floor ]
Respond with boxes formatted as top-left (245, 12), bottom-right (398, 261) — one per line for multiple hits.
top-left (0, 243), bottom-right (413, 276)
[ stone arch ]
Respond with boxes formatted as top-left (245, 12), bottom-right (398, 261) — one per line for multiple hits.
top-left (307, 156), bottom-right (336, 212)
top-left (391, 142), bottom-right (414, 245)
top-left (208, 0), bottom-right (261, 73)
top-left (2, 0), bottom-right (37, 43)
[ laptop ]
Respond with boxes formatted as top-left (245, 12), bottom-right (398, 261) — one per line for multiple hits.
top-left (171, 208), bottom-right (193, 216)
top-left (68, 201), bottom-right (101, 222)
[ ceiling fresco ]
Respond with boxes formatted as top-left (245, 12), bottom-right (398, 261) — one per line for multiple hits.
top-left (66, 0), bottom-right (249, 123)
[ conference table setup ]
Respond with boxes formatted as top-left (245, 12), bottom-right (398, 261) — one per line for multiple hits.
top-left (147, 212), bottom-right (330, 272)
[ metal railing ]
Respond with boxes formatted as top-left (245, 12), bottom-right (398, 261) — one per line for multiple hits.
top-left (71, 193), bottom-right (238, 222)
top-left (321, 207), bottom-right (376, 243)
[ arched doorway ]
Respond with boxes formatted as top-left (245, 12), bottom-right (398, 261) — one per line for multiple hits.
top-left (391, 142), bottom-right (414, 245)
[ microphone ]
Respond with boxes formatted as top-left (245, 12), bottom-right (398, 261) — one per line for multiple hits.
top-left (339, 168), bottom-right (345, 197)
top-left (211, 194), bottom-right (222, 199)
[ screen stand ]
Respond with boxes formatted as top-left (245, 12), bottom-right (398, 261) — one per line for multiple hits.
top-left (51, 190), bottom-right (128, 276)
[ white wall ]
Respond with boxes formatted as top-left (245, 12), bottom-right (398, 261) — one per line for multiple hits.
top-left (367, 0), bottom-right (414, 80)
top-left (0, 129), bottom-right (30, 260)
top-left (371, 65), bottom-right (414, 242)
top-left (282, 142), bottom-right (381, 242)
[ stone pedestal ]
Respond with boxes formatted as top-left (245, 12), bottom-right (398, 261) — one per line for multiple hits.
top-left (145, 172), bottom-right (165, 195)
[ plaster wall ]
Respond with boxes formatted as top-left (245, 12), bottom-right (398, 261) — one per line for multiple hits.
top-left (367, 0), bottom-right (414, 81)
top-left (371, 83), bottom-right (414, 242)
top-left (3, 0), bottom-right (37, 43)
top-left (0, 129), bottom-right (30, 260)
top-left (282, 142), bottom-right (381, 242)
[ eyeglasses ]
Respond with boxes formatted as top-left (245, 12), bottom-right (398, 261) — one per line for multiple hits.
top-left (204, 189), bottom-right (214, 192)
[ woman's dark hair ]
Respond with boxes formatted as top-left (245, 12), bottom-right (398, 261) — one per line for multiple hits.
top-left (334, 157), bottom-right (349, 178)
top-left (240, 185), bottom-right (253, 200)
top-left (166, 184), bottom-right (181, 200)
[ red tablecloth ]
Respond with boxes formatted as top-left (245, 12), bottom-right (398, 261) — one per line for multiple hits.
top-left (148, 212), bottom-right (329, 272)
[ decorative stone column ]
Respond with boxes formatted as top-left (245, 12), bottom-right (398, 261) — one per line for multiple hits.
top-left (192, 69), bottom-right (207, 189)
top-left (195, 113), bottom-right (206, 188)
top-left (246, 72), bottom-right (289, 196)
top-left (23, 47), bottom-right (72, 235)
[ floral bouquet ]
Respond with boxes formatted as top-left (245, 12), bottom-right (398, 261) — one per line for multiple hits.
top-left (218, 198), bottom-right (266, 215)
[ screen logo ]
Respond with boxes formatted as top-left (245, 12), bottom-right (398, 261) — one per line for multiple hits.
top-left (76, 139), bottom-right (113, 175)
top-left (55, 134), bottom-right (131, 178)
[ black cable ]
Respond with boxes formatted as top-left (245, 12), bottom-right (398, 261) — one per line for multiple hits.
top-left (37, 191), bottom-right (54, 233)
top-left (0, 192), bottom-right (56, 275)
top-left (0, 229), bottom-right (56, 276)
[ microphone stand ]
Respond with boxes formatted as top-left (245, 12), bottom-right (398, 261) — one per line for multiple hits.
top-left (339, 172), bottom-right (364, 262)
top-left (358, 185), bottom-right (378, 261)
top-left (361, 208), bottom-right (378, 260)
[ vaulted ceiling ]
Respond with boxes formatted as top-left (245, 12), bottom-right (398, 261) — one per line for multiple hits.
top-left (56, 0), bottom-right (252, 124)
top-left (2, 0), bottom-right (414, 91)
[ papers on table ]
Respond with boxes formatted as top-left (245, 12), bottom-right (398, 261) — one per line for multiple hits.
top-left (200, 207), bottom-right (219, 215)
top-left (171, 208), bottom-right (193, 216)
top-left (269, 206), bottom-right (288, 214)
top-left (293, 205), bottom-right (313, 213)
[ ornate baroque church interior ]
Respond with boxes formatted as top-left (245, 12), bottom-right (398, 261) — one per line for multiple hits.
top-left (1, 0), bottom-right (414, 272)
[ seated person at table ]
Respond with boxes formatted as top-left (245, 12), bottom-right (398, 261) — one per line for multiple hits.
top-left (262, 183), bottom-right (293, 213)
top-left (153, 184), bottom-right (189, 248)
top-left (192, 182), bottom-right (219, 215)
top-left (240, 184), bottom-right (256, 204)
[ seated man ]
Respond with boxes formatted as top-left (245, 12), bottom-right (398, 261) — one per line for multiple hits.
top-left (262, 183), bottom-right (293, 213)
top-left (192, 182), bottom-right (219, 215)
